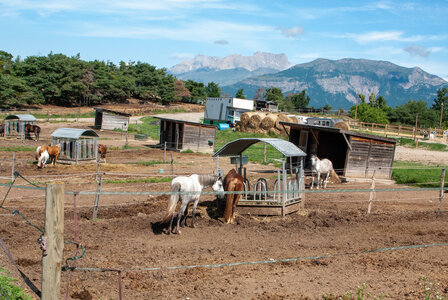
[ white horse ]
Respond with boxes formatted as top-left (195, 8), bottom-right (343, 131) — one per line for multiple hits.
top-left (161, 174), bottom-right (225, 234)
top-left (37, 150), bottom-right (50, 168)
top-left (310, 154), bottom-right (340, 189)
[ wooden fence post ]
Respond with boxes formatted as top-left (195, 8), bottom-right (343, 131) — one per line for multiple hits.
top-left (11, 153), bottom-right (15, 182)
top-left (42, 182), bottom-right (65, 300)
top-left (93, 173), bottom-right (103, 219)
top-left (367, 170), bottom-right (376, 214)
top-left (439, 169), bottom-right (446, 212)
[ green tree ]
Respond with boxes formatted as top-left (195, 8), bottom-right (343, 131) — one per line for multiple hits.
top-left (285, 90), bottom-right (310, 109)
top-left (184, 80), bottom-right (206, 102)
top-left (0, 51), bottom-right (14, 74)
top-left (389, 100), bottom-right (438, 128)
top-left (205, 82), bottom-right (221, 97)
top-left (349, 102), bottom-right (389, 123)
top-left (265, 87), bottom-right (283, 103)
top-left (357, 93), bottom-right (366, 104)
top-left (235, 88), bottom-right (246, 99)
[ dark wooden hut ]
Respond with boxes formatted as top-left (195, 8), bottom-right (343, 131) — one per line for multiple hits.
top-left (154, 117), bottom-right (216, 154)
top-left (281, 122), bottom-right (397, 179)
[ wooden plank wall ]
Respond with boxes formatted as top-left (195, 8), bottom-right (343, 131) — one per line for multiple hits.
top-left (345, 136), bottom-right (395, 179)
top-left (183, 124), bottom-right (215, 153)
top-left (101, 112), bottom-right (129, 131)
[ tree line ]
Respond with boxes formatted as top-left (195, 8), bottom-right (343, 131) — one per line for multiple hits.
top-left (0, 50), bottom-right (221, 108)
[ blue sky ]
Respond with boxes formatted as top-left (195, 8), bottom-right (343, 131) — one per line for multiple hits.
top-left (1, 0), bottom-right (447, 80)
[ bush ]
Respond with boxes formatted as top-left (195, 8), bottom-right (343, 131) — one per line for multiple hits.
top-left (0, 268), bottom-right (32, 300)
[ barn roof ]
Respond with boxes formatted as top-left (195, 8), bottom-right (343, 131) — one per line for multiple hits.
top-left (153, 116), bottom-right (216, 128)
top-left (4, 114), bottom-right (37, 121)
top-left (51, 128), bottom-right (99, 139)
top-left (280, 122), bottom-right (397, 143)
top-left (94, 108), bottom-right (131, 117)
top-left (213, 138), bottom-right (306, 157)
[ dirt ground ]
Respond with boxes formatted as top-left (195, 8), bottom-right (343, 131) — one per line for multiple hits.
top-left (1, 106), bottom-right (448, 299)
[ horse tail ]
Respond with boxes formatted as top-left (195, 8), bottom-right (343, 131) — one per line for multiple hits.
top-left (35, 146), bottom-right (41, 161)
top-left (161, 182), bottom-right (181, 223)
top-left (330, 168), bottom-right (341, 182)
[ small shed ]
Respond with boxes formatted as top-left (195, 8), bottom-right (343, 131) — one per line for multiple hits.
top-left (281, 122), bottom-right (397, 179)
top-left (214, 138), bottom-right (307, 216)
top-left (4, 114), bottom-right (37, 137)
top-left (94, 108), bottom-right (131, 131)
top-left (51, 128), bottom-right (99, 164)
top-left (154, 117), bottom-right (217, 154)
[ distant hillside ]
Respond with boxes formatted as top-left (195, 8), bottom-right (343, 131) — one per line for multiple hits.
top-left (169, 52), bottom-right (292, 86)
top-left (222, 58), bottom-right (448, 109)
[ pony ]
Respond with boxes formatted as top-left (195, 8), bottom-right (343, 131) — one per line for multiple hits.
top-left (98, 144), bottom-right (108, 162)
top-left (36, 145), bottom-right (49, 160)
top-left (223, 169), bottom-right (244, 224)
top-left (25, 124), bottom-right (41, 141)
top-left (309, 154), bottom-right (340, 189)
top-left (37, 144), bottom-right (60, 168)
top-left (160, 174), bottom-right (225, 234)
top-left (37, 150), bottom-right (50, 168)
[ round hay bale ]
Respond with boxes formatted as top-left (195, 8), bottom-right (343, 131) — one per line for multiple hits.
top-left (269, 127), bottom-right (281, 135)
top-left (289, 115), bottom-right (299, 123)
top-left (334, 121), bottom-right (350, 130)
top-left (275, 114), bottom-right (293, 130)
top-left (240, 112), bottom-right (255, 126)
top-left (248, 112), bottom-right (265, 129)
top-left (260, 114), bottom-right (278, 130)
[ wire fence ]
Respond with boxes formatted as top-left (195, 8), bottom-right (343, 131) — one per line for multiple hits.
top-left (1, 171), bottom-right (447, 299)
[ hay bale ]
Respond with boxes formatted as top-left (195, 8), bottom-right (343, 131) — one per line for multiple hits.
top-left (248, 112), bottom-right (265, 129)
top-left (269, 127), bottom-right (281, 135)
top-left (240, 112), bottom-right (255, 126)
top-left (334, 121), bottom-right (350, 130)
top-left (260, 114), bottom-right (278, 130)
top-left (275, 114), bottom-right (293, 130)
top-left (289, 115), bottom-right (299, 123)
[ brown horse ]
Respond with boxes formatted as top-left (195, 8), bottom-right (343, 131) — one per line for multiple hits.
top-left (0, 124), bottom-right (4, 137)
top-left (98, 144), bottom-right (108, 162)
top-left (25, 124), bottom-right (41, 141)
top-left (35, 145), bottom-right (49, 160)
top-left (223, 169), bottom-right (244, 224)
top-left (46, 145), bottom-right (60, 166)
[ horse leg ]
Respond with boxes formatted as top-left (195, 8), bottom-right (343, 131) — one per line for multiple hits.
top-left (310, 171), bottom-right (315, 189)
top-left (175, 201), bottom-right (188, 234)
top-left (180, 203), bottom-right (189, 227)
top-left (190, 198), bottom-right (200, 228)
top-left (231, 194), bottom-right (240, 224)
top-left (316, 171), bottom-right (321, 189)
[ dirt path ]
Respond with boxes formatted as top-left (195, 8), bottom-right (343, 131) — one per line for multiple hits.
top-left (395, 145), bottom-right (448, 165)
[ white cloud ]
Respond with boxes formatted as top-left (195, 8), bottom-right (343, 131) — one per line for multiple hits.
top-left (279, 26), bottom-right (305, 38)
top-left (214, 40), bottom-right (229, 45)
top-left (170, 53), bottom-right (194, 61)
top-left (342, 31), bottom-right (447, 44)
top-left (403, 45), bottom-right (430, 58)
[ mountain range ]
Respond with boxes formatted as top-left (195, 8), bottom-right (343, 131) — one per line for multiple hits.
top-left (169, 53), bottom-right (448, 109)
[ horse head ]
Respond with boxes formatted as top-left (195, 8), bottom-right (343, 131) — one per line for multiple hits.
top-left (212, 176), bottom-right (225, 201)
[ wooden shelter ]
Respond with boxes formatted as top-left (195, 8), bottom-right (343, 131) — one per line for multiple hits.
top-left (214, 138), bottom-right (307, 216)
top-left (3, 114), bottom-right (37, 138)
top-left (51, 128), bottom-right (99, 164)
top-left (94, 108), bottom-right (131, 131)
top-left (154, 117), bottom-right (216, 154)
top-left (281, 122), bottom-right (397, 179)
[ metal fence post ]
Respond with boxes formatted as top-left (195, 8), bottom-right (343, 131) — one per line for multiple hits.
top-left (439, 169), bottom-right (446, 212)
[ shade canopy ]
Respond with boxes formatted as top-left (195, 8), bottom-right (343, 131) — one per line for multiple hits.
top-left (51, 128), bottom-right (99, 139)
top-left (213, 138), bottom-right (306, 158)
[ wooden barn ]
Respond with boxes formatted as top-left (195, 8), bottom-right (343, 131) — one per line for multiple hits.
top-left (281, 122), bottom-right (397, 179)
top-left (3, 114), bottom-right (37, 138)
top-left (154, 117), bottom-right (216, 154)
top-left (94, 108), bottom-right (131, 131)
top-left (51, 128), bottom-right (99, 164)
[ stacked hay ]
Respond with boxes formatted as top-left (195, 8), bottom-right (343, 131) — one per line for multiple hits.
top-left (260, 114), bottom-right (278, 130)
top-left (239, 112), bottom-right (254, 127)
top-left (275, 114), bottom-right (293, 134)
top-left (248, 112), bottom-right (265, 129)
top-left (334, 121), bottom-right (350, 130)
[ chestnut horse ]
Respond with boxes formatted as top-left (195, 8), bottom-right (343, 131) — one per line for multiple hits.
top-left (98, 144), bottom-right (107, 162)
top-left (223, 169), bottom-right (244, 224)
top-left (38, 144), bottom-right (60, 167)
top-left (25, 124), bottom-right (40, 141)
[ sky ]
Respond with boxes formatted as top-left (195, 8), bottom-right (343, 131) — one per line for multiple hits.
top-left (1, 0), bottom-right (448, 81)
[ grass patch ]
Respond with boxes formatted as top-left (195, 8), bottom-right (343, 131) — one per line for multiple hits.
top-left (136, 160), bottom-right (168, 166)
top-left (215, 130), bottom-right (285, 165)
top-left (0, 146), bottom-right (36, 152)
top-left (395, 137), bottom-right (448, 151)
top-left (392, 161), bottom-right (448, 187)
top-left (127, 116), bottom-right (160, 140)
top-left (103, 177), bottom-right (172, 184)
top-left (0, 268), bottom-right (32, 300)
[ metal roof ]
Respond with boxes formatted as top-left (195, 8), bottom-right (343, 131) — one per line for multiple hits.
top-left (4, 114), bottom-right (37, 121)
top-left (213, 138), bottom-right (306, 157)
top-left (153, 116), bottom-right (216, 128)
top-left (51, 128), bottom-right (99, 139)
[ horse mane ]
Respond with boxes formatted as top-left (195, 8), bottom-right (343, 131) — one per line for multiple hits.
top-left (197, 174), bottom-right (219, 187)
